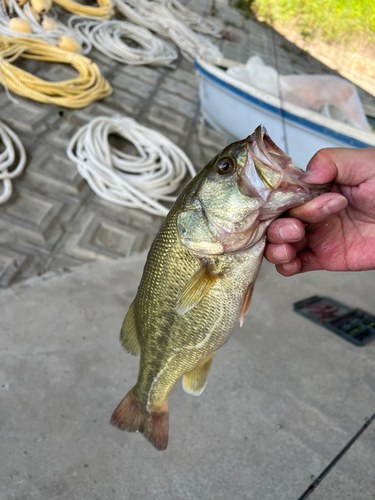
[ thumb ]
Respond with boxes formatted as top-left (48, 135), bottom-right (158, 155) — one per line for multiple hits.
top-left (301, 147), bottom-right (375, 186)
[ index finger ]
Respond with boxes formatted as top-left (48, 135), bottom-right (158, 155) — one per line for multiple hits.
top-left (286, 192), bottom-right (348, 223)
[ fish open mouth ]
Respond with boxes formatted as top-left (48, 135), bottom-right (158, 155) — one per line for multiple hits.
top-left (239, 125), bottom-right (330, 201)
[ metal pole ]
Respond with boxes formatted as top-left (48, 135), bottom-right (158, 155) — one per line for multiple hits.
top-left (296, 411), bottom-right (375, 500)
top-left (270, 27), bottom-right (289, 156)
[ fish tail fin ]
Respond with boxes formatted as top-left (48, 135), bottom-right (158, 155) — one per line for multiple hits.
top-left (110, 387), bottom-right (169, 451)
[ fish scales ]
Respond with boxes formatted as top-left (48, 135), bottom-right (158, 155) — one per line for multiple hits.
top-left (110, 126), bottom-right (331, 450)
top-left (136, 199), bottom-right (265, 410)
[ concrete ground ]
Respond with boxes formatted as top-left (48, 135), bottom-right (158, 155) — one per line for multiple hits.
top-left (1, 255), bottom-right (375, 500)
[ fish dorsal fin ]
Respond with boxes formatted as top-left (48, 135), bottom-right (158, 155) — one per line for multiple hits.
top-left (182, 355), bottom-right (215, 396)
top-left (120, 300), bottom-right (141, 356)
top-left (175, 264), bottom-right (221, 315)
top-left (240, 283), bottom-right (254, 327)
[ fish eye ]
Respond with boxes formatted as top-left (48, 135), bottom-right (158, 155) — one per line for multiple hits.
top-left (216, 158), bottom-right (234, 175)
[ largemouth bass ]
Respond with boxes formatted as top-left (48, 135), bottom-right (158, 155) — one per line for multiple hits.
top-left (110, 126), bottom-right (330, 450)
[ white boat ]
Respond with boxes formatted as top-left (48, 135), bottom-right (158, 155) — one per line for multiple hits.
top-left (195, 55), bottom-right (375, 168)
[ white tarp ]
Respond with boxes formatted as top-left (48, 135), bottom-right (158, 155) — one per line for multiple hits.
top-left (227, 56), bottom-right (370, 132)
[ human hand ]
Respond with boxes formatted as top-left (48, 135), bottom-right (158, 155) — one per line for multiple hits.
top-left (265, 147), bottom-right (375, 275)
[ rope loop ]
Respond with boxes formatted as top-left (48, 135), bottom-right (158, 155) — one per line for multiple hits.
top-left (0, 120), bottom-right (27, 205)
top-left (67, 116), bottom-right (196, 216)
top-left (68, 15), bottom-right (178, 66)
top-left (114, 0), bottom-right (222, 62)
top-left (0, 34), bottom-right (111, 108)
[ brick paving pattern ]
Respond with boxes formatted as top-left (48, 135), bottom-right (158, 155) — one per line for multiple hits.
top-left (0, 0), bottom-right (374, 287)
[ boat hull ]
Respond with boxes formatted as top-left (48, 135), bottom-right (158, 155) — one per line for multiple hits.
top-left (195, 57), bottom-right (375, 169)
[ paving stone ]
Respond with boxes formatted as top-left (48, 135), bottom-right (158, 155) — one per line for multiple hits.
top-left (183, 131), bottom-right (205, 171)
top-left (147, 126), bottom-right (183, 148)
top-left (86, 195), bottom-right (162, 234)
top-left (119, 65), bottom-right (162, 84)
top-left (74, 102), bottom-right (120, 123)
top-left (89, 49), bottom-right (118, 74)
top-left (0, 89), bottom-right (11, 108)
top-left (177, 58), bottom-right (196, 73)
top-left (23, 146), bottom-right (89, 199)
top-left (2, 99), bottom-right (55, 135)
top-left (148, 106), bottom-right (188, 133)
top-left (101, 88), bottom-right (142, 115)
top-left (46, 120), bottom-right (81, 150)
top-left (169, 68), bottom-right (198, 88)
top-left (154, 89), bottom-right (198, 117)
top-left (0, 240), bottom-right (51, 284)
top-left (58, 209), bottom-right (154, 261)
top-left (161, 78), bottom-right (198, 102)
top-left (0, 246), bottom-right (28, 287)
top-left (48, 253), bottom-right (86, 273)
top-left (202, 145), bottom-right (222, 164)
top-left (198, 120), bottom-right (231, 148)
top-left (0, 187), bottom-right (79, 249)
top-left (221, 39), bottom-right (246, 62)
top-left (111, 73), bottom-right (155, 98)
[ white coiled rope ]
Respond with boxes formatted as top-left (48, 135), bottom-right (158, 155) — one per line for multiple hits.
top-left (114, 0), bottom-right (222, 62)
top-left (161, 0), bottom-right (222, 37)
top-left (67, 116), bottom-right (196, 216)
top-left (0, 0), bottom-right (91, 54)
top-left (68, 16), bottom-right (177, 66)
top-left (0, 120), bottom-right (27, 204)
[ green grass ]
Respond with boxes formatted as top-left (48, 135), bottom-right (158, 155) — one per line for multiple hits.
top-left (247, 0), bottom-right (375, 42)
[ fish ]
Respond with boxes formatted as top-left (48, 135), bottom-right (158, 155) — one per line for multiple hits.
top-left (110, 125), bottom-right (331, 451)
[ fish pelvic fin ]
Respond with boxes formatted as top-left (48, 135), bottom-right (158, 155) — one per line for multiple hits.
top-left (175, 264), bottom-right (221, 315)
top-left (110, 387), bottom-right (169, 451)
top-left (182, 355), bottom-right (214, 396)
top-left (240, 283), bottom-right (254, 327)
top-left (120, 300), bottom-right (141, 356)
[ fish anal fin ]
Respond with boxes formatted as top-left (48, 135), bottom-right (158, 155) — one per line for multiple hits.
top-left (110, 387), bottom-right (169, 451)
top-left (240, 283), bottom-right (254, 327)
top-left (176, 264), bottom-right (221, 315)
top-left (120, 300), bottom-right (141, 356)
top-left (183, 355), bottom-right (214, 396)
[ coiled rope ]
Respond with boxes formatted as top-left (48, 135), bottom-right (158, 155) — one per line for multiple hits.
top-left (161, 0), bottom-right (222, 37)
top-left (0, 120), bottom-right (27, 204)
top-left (68, 16), bottom-right (177, 66)
top-left (0, 0), bottom-right (91, 54)
top-left (0, 35), bottom-right (111, 107)
top-left (67, 116), bottom-right (196, 216)
top-left (114, 0), bottom-right (222, 62)
top-left (52, 0), bottom-right (114, 19)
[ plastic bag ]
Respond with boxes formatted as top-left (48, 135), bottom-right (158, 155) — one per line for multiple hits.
top-left (227, 56), bottom-right (370, 132)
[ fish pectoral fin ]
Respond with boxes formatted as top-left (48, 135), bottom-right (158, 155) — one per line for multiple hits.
top-left (240, 283), bottom-right (254, 327)
top-left (120, 300), bottom-right (141, 356)
top-left (182, 355), bottom-right (215, 396)
top-left (175, 264), bottom-right (221, 315)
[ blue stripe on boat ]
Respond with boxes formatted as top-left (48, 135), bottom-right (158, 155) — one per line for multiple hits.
top-left (195, 60), bottom-right (371, 149)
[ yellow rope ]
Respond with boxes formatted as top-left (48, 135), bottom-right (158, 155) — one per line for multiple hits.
top-left (0, 35), bottom-right (112, 108)
top-left (53, 0), bottom-right (114, 19)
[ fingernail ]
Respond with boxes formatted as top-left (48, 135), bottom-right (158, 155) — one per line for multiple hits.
top-left (282, 261), bottom-right (299, 273)
top-left (322, 195), bottom-right (347, 215)
top-left (273, 245), bottom-right (288, 262)
top-left (279, 223), bottom-right (302, 241)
